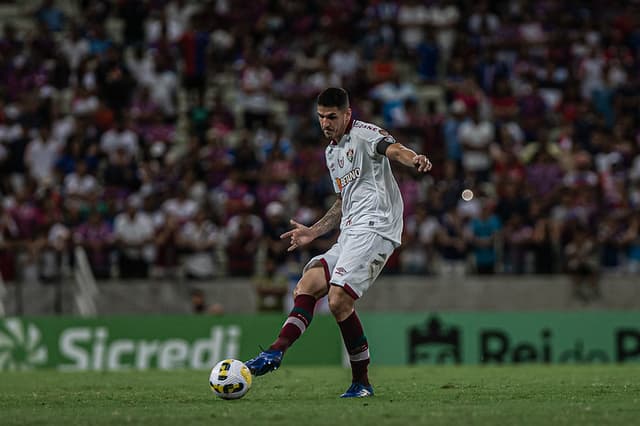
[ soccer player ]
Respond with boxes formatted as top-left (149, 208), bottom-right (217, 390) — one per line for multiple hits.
top-left (245, 87), bottom-right (432, 398)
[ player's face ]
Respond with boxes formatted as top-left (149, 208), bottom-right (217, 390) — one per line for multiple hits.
top-left (317, 106), bottom-right (352, 140)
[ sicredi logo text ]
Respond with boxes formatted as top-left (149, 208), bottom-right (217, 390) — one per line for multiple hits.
top-left (58, 325), bottom-right (240, 371)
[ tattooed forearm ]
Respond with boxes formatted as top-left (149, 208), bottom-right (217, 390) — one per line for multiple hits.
top-left (310, 197), bottom-right (342, 237)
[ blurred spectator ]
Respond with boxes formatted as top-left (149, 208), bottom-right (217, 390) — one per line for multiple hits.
top-left (262, 201), bottom-right (289, 279)
top-left (402, 205), bottom-right (441, 275)
top-left (163, 184), bottom-right (199, 225)
top-left (63, 159), bottom-right (99, 210)
top-left (102, 146), bottom-right (140, 195)
top-left (239, 53), bottom-right (274, 130)
top-left (495, 180), bottom-right (529, 225)
top-left (113, 194), bottom-right (154, 279)
top-left (165, 1), bottom-right (201, 43)
top-left (523, 144), bottom-right (564, 202)
top-left (490, 78), bottom-right (519, 123)
top-left (95, 46), bottom-right (135, 111)
top-left (256, 148), bottom-right (293, 209)
top-left (415, 30), bottom-right (440, 82)
top-left (190, 288), bottom-right (224, 315)
top-left (369, 71), bottom-right (417, 129)
top-left (469, 200), bottom-right (501, 274)
top-left (502, 213), bottom-right (533, 274)
top-left (229, 131), bottom-right (261, 186)
top-left (429, 0), bottom-right (460, 64)
top-left (177, 208), bottom-right (221, 280)
top-left (597, 213), bottom-right (626, 275)
top-left (307, 54), bottom-right (342, 92)
top-left (100, 117), bottom-right (139, 163)
top-left (145, 55), bottom-right (178, 119)
top-left (226, 208), bottom-right (263, 277)
top-left (564, 224), bottom-right (600, 301)
top-left (60, 22), bottom-right (89, 72)
top-left (152, 212), bottom-right (181, 278)
top-left (39, 217), bottom-right (71, 283)
top-left (177, 14), bottom-right (209, 106)
top-left (467, 1), bottom-right (500, 40)
top-left (24, 124), bottom-right (64, 187)
top-left (190, 288), bottom-right (206, 313)
top-left (443, 100), bottom-right (467, 166)
top-left (436, 205), bottom-right (468, 276)
top-left (118, 0), bottom-right (148, 47)
top-left (328, 39), bottom-right (362, 86)
top-left (73, 209), bottom-right (114, 280)
top-left (458, 106), bottom-right (494, 183)
top-left (0, 203), bottom-right (19, 281)
top-left (517, 78), bottom-right (547, 141)
top-left (529, 199), bottom-right (557, 274)
top-left (623, 211), bottom-right (640, 274)
top-left (34, 0), bottom-right (65, 32)
top-left (209, 93), bottom-right (236, 138)
top-left (397, 0), bottom-right (430, 54)
top-left (126, 45), bottom-right (154, 86)
top-left (367, 45), bottom-right (397, 85)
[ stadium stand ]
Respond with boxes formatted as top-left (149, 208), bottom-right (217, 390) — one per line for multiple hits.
top-left (0, 0), bottom-right (639, 314)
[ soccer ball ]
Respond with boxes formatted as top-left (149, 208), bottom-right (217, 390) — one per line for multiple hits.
top-left (209, 359), bottom-right (252, 400)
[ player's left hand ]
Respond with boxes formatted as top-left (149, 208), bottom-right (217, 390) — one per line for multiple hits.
top-left (413, 155), bottom-right (432, 173)
top-left (280, 219), bottom-right (315, 252)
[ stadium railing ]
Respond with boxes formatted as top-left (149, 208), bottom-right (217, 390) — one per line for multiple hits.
top-left (73, 246), bottom-right (98, 316)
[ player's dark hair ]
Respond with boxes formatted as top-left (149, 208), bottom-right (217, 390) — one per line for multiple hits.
top-left (317, 87), bottom-right (350, 110)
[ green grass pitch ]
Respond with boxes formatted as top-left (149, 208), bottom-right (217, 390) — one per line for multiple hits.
top-left (1, 365), bottom-right (639, 425)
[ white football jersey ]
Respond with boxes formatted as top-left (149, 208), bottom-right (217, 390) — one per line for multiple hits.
top-left (325, 119), bottom-right (404, 246)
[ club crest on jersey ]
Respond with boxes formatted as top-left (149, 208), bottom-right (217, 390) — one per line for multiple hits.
top-left (346, 148), bottom-right (354, 162)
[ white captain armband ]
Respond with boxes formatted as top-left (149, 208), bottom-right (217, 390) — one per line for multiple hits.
top-left (376, 136), bottom-right (396, 155)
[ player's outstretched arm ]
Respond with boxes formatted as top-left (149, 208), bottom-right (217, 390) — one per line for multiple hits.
top-left (280, 196), bottom-right (342, 252)
top-left (385, 143), bottom-right (432, 173)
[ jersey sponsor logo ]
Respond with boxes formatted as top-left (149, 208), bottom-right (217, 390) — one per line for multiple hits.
top-left (338, 158), bottom-right (344, 168)
top-left (353, 121), bottom-right (380, 132)
top-left (335, 167), bottom-right (361, 191)
top-left (346, 148), bottom-right (354, 162)
top-left (335, 266), bottom-right (347, 276)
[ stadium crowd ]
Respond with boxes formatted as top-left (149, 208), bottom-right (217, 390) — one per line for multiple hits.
top-left (0, 1), bottom-right (639, 301)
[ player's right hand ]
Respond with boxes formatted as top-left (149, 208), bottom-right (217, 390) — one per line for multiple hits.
top-left (413, 155), bottom-right (432, 173)
top-left (280, 219), bottom-right (315, 252)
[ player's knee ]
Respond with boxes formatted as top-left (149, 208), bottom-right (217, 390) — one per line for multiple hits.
top-left (328, 288), bottom-right (353, 319)
top-left (294, 282), bottom-right (326, 299)
top-left (292, 286), bottom-right (307, 299)
top-left (327, 296), bottom-right (340, 316)
top-left (294, 269), bottom-right (328, 299)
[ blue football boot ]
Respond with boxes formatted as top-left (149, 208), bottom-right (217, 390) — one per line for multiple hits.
top-left (340, 382), bottom-right (374, 398)
top-left (245, 349), bottom-right (283, 376)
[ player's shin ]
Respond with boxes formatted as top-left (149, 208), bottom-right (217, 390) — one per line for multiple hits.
top-left (338, 310), bottom-right (370, 386)
top-left (270, 294), bottom-right (316, 352)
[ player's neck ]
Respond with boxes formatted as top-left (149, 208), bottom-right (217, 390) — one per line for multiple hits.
top-left (333, 119), bottom-right (354, 143)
